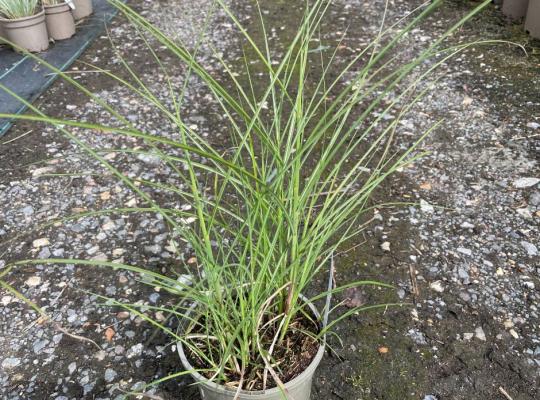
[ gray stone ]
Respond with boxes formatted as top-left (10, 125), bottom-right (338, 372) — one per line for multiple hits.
top-left (38, 247), bottom-right (51, 259)
top-left (521, 241), bottom-right (538, 256)
top-left (457, 247), bottom-right (472, 256)
top-left (459, 291), bottom-right (471, 302)
top-left (104, 368), bottom-right (117, 383)
top-left (137, 153), bottom-right (161, 165)
top-left (21, 205), bottom-right (34, 216)
top-left (530, 191), bottom-right (540, 207)
top-left (33, 339), bottom-right (49, 353)
top-left (2, 357), bottom-right (21, 369)
top-left (458, 266), bottom-right (470, 284)
top-left (144, 245), bottom-right (162, 255)
top-left (126, 343), bottom-right (144, 359)
top-left (460, 221), bottom-right (475, 229)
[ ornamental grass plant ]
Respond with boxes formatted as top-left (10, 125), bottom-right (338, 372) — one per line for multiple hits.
top-left (0, 0), bottom-right (498, 397)
top-left (0, 0), bottom-right (39, 19)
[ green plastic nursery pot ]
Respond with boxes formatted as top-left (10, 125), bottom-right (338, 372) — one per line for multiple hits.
top-left (525, 0), bottom-right (540, 39)
top-left (502, 0), bottom-right (530, 20)
top-left (178, 297), bottom-right (325, 400)
top-left (45, 3), bottom-right (76, 41)
top-left (0, 10), bottom-right (49, 53)
top-left (71, 0), bottom-right (93, 21)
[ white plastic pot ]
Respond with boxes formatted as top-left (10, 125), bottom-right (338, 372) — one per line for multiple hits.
top-left (178, 297), bottom-right (325, 400)
top-left (71, 0), bottom-right (93, 21)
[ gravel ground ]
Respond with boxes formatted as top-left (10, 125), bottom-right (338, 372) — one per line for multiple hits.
top-left (0, 0), bottom-right (539, 399)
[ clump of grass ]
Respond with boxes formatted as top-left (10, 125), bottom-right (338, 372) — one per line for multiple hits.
top-left (0, 0), bottom-right (499, 396)
top-left (0, 0), bottom-right (39, 19)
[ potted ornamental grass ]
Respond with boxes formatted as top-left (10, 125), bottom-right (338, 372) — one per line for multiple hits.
top-left (43, 0), bottom-right (76, 41)
top-left (0, 0), bottom-right (497, 398)
top-left (0, 0), bottom-right (48, 52)
top-left (71, 0), bottom-right (92, 21)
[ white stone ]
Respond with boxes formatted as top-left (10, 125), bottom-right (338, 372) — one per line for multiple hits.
top-left (457, 247), bottom-right (472, 256)
top-left (25, 276), bottom-right (41, 287)
top-left (475, 326), bottom-right (486, 341)
top-left (31, 166), bottom-right (55, 177)
top-left (32, 238), bottom-right (50, 248)
top-left (1, 296), bottom-right (14, 306)
top-left (2, 357), bottom-right (20, 369)
top-left (430, 281), bottom-right (444, 293)
top-left (514, 177), bottom-right (540, 189)
top-left (420, 199), bottom-right (434, 213)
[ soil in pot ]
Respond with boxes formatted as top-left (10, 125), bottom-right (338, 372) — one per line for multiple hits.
top-left (44, 2), bottom-right (76, 40)
top-left (1, 10), bottom-right (49, 52)
top-left (192, 316), bottom-right (320, 391)
top-left (71, 0), bottom-right (93, 21)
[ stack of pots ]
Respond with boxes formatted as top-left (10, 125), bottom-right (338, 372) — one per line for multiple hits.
top-left (0, 0), bottom-right (93, 53)
top-left (502, 0), bottom-right (540, 39)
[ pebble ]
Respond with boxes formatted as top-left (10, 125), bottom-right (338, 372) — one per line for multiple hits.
top-left (420, 199), bottom-right (434, 213)
top-left (430, 281), bottom-right (444, 293)
top-left (126, 343), bottom-right (144, 359)
top-left (137, 153), bottom-right (162, 165)
top-left (514, 177), bottom-right (540, 189)
top-left (104, 368), bottom-right (117, 383)
top-left (521, 241), bottom-right (538, 256)
top-left (475, 327), bottom-right (486, 341)
top-left (529, 191), bottom-right (540, 206)
top-left (144, 244), bottom-right (162, 255)
top-left (68, 362), bottom-right (77, 375)
top-left (33, 339), bottom-right (49, 353)
top-left (380, 241), bottom-right (391, 251)
top-left (32, 238), bottom-right (50, 248)
top-left (38, 247), bottom-right (51, 259)
top-left (1, 357), bottom-right (21, 369)
top-left (25, 276), bottom-right (41, 287)
top-left (457, 247), bottom-right (472, 256)
top-left (21, 205), bottom-right (34, 216)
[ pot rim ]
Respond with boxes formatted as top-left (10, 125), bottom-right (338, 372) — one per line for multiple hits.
top-left (177, 295), bottom-right (325, 396)
top-left (0, 9), bottom-right (45, 23)
top-left (44, 3), bottom-right (71, 11)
